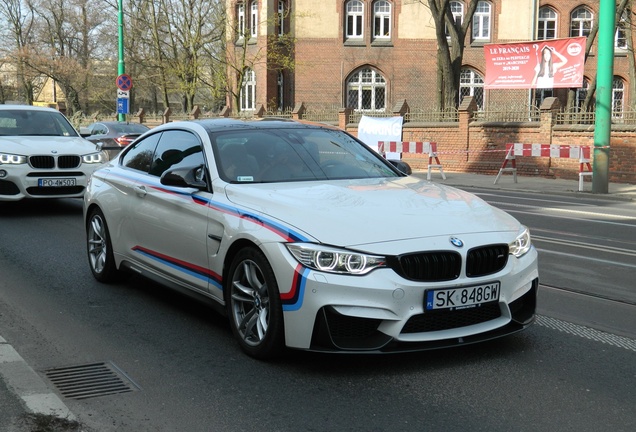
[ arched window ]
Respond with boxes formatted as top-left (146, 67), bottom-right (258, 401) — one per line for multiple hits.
top-left (570, 7), bottom-right (593, 37)
top-left (446, 1), bottom-right (464, 38)
top-left (472, 1), bottom-right (491, 40)
top-left (346, 68), bottom-right (386, 111)
top-left (612, 77), bottom-right (625, 118)
top-left (241, 68), bottom-right (256, 111)
top-left (616, 9), bottom-right (629, 50)
top-left (459, 68), bottom-right (484, 110)
top-left (346, 0), bottom-right (364, 39)
top-left (278, 1), bottom-right (286, 36)
top-left (237, 3), bottom-right (245, 39)
top-left (537, 7), bottom-right (557, 40)
top-left (373, 1), bottom-right (391, 39)
top-left (250, 1), bottom-right (258, 38)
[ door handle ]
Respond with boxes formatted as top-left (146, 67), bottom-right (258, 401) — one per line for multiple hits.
top-left (134, 185), bottom-right (147, 197)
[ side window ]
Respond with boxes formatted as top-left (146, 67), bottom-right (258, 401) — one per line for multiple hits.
top-left (121, 132), bottom-right (162, 173)
top-left (149, 130), bottom-right (205, 177)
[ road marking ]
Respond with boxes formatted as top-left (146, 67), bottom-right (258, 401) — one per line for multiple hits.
top-left (487, 200), bottom-right (636, 221)
top-left (533, 236), bottom-right (636, 258)
top-left (536, 315), bottom-right (636, 352)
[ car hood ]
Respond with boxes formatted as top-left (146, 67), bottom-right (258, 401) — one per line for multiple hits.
top-left (0, 136), bottom-right (101, 155)
top-left (224, 177), bottom-right (521, 247)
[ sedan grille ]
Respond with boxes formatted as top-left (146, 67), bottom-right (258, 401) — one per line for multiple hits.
top-left (466, 244), bottom-right (508, 277)
top-left (29, 155), bottom-right (55, 168)
top-left (401, 302), bottom-right (502, 333)
top-left (29, 155), bottom-right (81, 169)
top-left (388, 252), bottom-right (461, 282)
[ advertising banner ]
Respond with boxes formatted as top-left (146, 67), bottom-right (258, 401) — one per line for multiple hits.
top-left (484, 37), bottom-right (586, 89)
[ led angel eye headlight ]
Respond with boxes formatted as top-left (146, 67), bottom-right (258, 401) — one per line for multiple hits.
top-left (510, 226), bottom-right (532, 258)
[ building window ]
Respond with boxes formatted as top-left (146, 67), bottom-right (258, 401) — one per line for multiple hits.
top-left (237, 4), bottom-right (245, 39)
top-left (445, 1), bottom-right (464, 39)
top-left (277, 1), bottom-right (286, 36)
top-left (472, 1), bottom-right (491, 41)
top-left (250, 1), bottom-right (258, 38)
top-left (612, 77), bottom-right (624, 117)
top-left (570, 7), bottom-right (593, 37)
top-left (537, 7), bottom-right (557, 40)
top-left (241, 68), bottom-right (256, 111)
top-left (346, 0), bottom-right (364, 39)
top-left (615, 9), bottom-right (629, 50)
top-left (373, 1), bottom-right (391, 39)
top-left (346, 68), bottom-right (386, 111)
top-left (459, 68), bottom-right (484, 110)
top-left (277, 71), bottom-right (284, 111)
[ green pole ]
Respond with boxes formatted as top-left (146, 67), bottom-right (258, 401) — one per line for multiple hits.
top-left (117, 0), bottom-right (126, 122)
top-left (592, 0), bottom-right (616, 194)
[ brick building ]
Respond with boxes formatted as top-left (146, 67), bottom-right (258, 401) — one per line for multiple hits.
top-left (225, 0), bottom-right (628, 115)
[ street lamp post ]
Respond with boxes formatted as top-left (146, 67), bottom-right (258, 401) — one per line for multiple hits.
top-left (592, 0), bottom-right (616, 194)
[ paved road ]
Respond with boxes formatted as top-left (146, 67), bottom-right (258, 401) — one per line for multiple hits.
top-left (1, 174), bottom-right (635, 431)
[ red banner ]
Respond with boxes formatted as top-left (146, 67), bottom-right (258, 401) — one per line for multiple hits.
top-left (484, 37), bottom-right (586, 89)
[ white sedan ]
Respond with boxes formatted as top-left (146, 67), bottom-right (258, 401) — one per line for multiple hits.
top-left (0, 105), bottom-right (108, 201)
top-left (84, 119), bottom-right (538, 359)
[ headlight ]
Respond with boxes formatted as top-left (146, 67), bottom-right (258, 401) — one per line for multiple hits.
top-left (286, 243), bottom-right (386, 275)
top-left (509, 226), bottom-right (532, 258)
top-left (0, 153), bottom-right (27, 165)
top-left (82, 151), bottom-right (109, 164)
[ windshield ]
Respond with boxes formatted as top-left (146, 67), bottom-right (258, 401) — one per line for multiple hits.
top-left (213, 127), bottom-right (401, 183)
top-left (0, 110), bottom-right (79, 137)
top-left (110, 123), bottom-right (150, 134)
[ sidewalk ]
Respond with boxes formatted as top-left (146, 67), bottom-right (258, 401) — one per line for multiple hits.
top-left (414, 170), bottom-right (636, 201)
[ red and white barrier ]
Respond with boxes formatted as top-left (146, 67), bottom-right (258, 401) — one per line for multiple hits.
top-left (378, 141), bottom-right (446, 180)
top-left (494, 143), bottom-right (592, 191)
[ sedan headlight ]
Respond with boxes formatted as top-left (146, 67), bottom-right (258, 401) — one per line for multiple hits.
top-left (286, 243), bottom-right (386, 275)
top-left (509, 226), bottom-right (532, 258)
top-left (82, 151), bottom-right (109, 164)
top-left (0, 152), bottom-right (27, 165)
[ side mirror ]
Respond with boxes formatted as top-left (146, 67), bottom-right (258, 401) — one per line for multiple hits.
top-left (161, 165), bottom-right (208, 190)
top-left (387, 159), bottom-right (412, 175)
top-left (79, 127), bottom-right (92, 137)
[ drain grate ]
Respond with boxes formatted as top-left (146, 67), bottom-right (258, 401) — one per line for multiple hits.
top-left (44, 361), bottom-right (140, 400)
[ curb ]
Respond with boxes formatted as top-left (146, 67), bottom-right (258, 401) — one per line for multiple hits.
top-left (0, 335), bottom-right (75, 421)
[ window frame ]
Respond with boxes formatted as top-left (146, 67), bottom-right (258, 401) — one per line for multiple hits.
top-left (570, 7), bottom-right (593, 38)
top-left (240, 68), bottom-right (256, 112)
top-left (346, 67), bottom-right (387, 112)
top-left (250, 1), bottom-right (258, 38)
top-left (537, 6), bottom-right (557, 40)
top-left (446, 1), bottom-right (464, 39)
top-left (345, 0), bottom-right (364, 39)
top-left (459, 68), bottom-right (484, 111)
top-left (373, 0), bottom-right (392, 40)
top-left (472, 1), bottom-right (491, 41)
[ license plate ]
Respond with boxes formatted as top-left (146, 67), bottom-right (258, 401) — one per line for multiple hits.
top-left (38, 178), bottom-right (77, 187)
top-left (425, 282), bottom-right (500, 311)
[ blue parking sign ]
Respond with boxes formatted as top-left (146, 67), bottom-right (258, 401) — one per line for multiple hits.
top-left (117, 98), bottom-right (129, 114)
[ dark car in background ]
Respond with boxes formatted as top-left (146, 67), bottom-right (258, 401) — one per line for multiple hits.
top-left (82, 121), bottom-right (150, 150)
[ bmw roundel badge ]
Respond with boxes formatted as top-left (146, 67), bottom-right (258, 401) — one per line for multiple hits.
top-left (449, 237), bottom-right (464, 248)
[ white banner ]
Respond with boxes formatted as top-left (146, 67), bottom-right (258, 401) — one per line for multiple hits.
top-left (357, 115), bottom-right (403, 155)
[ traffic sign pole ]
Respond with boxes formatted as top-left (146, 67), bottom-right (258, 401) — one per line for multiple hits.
top-left (117, 0), bottom-right (126, 122)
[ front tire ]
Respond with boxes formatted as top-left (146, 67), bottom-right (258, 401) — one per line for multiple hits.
top-left (226, 247), bottom-right (285, 359)
top-left (86, 208), bottom-right (122, 283)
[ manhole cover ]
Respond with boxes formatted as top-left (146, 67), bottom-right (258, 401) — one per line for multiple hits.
top-left (44, 361), bottom-right (140, 400)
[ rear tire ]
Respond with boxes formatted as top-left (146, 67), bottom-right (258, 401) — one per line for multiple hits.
top-left (226, 247), bottom-right (285, 359)
top-left (86, 208), bottom-right (122, 283)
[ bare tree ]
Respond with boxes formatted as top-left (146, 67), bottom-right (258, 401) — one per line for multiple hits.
top-left (0, 0), bottom-right (36, 103)
top-left (424, 0), bottom-right (479, 111)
